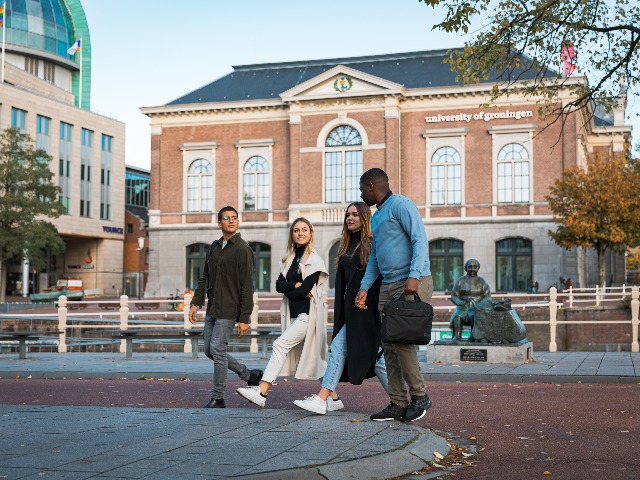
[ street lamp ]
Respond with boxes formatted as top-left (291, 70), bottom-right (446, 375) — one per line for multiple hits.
top-left (136, 236), bottom-right (145, 300)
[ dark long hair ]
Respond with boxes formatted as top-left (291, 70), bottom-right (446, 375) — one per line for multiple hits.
top-left (335, 202), bottom-right (372, 269)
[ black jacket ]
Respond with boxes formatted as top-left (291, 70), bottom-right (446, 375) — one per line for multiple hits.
top-left (191, 233), bottom-right (254, 323)
top-left (332, 247), bottom-right (382, 385)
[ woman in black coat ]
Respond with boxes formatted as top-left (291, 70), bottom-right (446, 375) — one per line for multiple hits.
top-left (293, 202), bottom-right (387, 415)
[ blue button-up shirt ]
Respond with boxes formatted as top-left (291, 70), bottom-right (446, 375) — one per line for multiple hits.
top-left (360, 193), bottom-right (431, 291)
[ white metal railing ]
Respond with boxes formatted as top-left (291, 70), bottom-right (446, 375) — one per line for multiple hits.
top-left (1, 286), bottom-right (638, 355)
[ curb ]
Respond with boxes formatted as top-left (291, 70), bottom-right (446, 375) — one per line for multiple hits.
top-left (238, 426), bottom-right (450, 480)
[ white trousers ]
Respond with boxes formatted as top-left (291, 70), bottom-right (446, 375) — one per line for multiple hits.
top-left (262, 314), bottom-right (308, 384)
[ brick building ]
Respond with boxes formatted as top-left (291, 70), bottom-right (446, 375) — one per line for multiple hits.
top-left (141, 50), bottom-right (631, 296)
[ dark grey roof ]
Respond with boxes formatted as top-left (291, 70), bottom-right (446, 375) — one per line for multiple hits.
top-left (126, 206), bottom-right (149, 225)
top-left (167, 50), bottom-right (550, 106)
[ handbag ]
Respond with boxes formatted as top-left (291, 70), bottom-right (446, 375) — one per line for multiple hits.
top-left (381, 293), bottom-right (434, 345)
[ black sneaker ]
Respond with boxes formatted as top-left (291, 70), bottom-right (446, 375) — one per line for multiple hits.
top-left (247, 369), bottom-right (263, 386)
top-left (402, 395), bottom-right (432, 422)
top-left (370, 402), bottom-right (407, 421)
top-left (202, 398), bottom-right (225, 408)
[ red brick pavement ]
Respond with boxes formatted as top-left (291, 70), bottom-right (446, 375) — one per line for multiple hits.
top-left (1, 378), bottom-right (638, 479)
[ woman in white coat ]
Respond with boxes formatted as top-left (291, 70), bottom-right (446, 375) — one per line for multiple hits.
top-left (237, 217), bottom-right (329, 408)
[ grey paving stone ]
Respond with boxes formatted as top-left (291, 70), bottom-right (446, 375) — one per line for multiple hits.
top-left (154, 460), bottom-right (249, 477)
top-left (319, 449), bottom-right (428, 480)
top-left (18, 471), bottom-right (95, 480)
top-left (95, 466), bottom-right (164, 478)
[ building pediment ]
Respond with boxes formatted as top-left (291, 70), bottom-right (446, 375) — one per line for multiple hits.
top-left (280, 65), bottom-right (405, 103)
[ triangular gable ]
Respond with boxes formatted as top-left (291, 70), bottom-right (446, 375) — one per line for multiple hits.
top-left (280, 65), bottom-right (405, 102)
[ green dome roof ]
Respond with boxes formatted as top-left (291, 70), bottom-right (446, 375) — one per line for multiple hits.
top-left (4, 0), bottom-right (76, 59)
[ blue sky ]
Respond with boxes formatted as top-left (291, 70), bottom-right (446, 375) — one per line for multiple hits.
top-left (81, 0), bottom-right (639, 169)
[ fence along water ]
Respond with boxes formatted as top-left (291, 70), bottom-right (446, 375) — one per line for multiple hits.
top-left (0, 287), bottom-right (638, 355)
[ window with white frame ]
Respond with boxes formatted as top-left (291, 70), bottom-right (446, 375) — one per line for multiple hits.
top-left (497, 143), bottom-right (530, 203)
top-left (243, 156), bottom-right (270, 211)
top-left (430, 146), bottom-right (461, 205)
top-left (187, 159), bottom-right (213, 212)
top-left (324, 125), bottom-right (362, 203)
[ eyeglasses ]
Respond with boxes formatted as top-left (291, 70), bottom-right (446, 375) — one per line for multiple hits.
top-left (222, 216), bottom-right (238, 221)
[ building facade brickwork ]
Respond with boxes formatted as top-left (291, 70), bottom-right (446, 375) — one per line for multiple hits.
top-left (142, 51), bottom-right (630, 296)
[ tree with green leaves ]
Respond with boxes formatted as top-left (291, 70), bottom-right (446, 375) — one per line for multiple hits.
top-left (0, 127), bottom-right (66, 302)
top-left (545, 153), bottom-right (640, 286)
top-left (420, 0), bottom-right (638, 121)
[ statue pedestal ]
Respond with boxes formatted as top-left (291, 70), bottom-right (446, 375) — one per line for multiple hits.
top-left (427, 341), bottom-right (533, 364)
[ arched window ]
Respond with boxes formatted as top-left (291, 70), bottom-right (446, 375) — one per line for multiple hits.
top-left (187, 159), bottom-right (213, 212)
top-left (497, 143), bottom-right (530, 203)
top-left (186, 243), bottom-right (209, 290)
top-left (243, 156), bottom-right (270, 211)
top-left (496, 238), bottom-right (532, 291)
top-left (328, 241), bottom-right (341, 290)
top-left (430, 147), bottom-right (461, 205)
top-left (249, 242), bottom-right (271, 292)
top-left (429, 239), bottom-right (464, 291)
top-left (324, 125), bottom-right (362, 203)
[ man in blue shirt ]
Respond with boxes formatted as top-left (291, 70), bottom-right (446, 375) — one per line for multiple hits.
top-left (356, 168), bottom-right (433, 422)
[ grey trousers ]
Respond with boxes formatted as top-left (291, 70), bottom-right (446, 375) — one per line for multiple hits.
top-left (378, 276), bottom-right (433, 407)
top-left (204, 316), bottom-right (250, 400)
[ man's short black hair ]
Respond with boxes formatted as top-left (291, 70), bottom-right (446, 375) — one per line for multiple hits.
top-left (360, 168), bottom-right (388, 185)
top-left (218, 206), bottom-right (238, 222)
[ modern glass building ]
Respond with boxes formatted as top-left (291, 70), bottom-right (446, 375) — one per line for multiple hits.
top-left (125, 166), bottom-right (150, 208)
top-left (1, 0), bottom-right (125, 297)
top-left (2, 0), bottom-right (91, 109)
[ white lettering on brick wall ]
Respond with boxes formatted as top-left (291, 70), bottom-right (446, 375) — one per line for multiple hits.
top-left (425, 110), bottom-right (534, 123)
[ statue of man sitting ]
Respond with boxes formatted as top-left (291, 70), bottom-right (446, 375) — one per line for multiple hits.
top-left (449, 259), bottom-right (491, 342)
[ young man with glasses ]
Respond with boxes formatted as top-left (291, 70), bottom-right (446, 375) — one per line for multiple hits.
top-left (189, 206), bottom-right (262, 408)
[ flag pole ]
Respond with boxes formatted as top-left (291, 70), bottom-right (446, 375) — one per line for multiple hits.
top-left (78, 38), bottom-right (82, 109)
top-left (1, 2), bottom-right (7, 84)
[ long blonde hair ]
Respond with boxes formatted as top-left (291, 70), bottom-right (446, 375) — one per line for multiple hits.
top-left (283, 217), bottom-right (315, 263)
top-left (336, 202), bottom-right (372, 269)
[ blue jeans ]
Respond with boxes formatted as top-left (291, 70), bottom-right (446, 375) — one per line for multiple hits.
top-left (321, 326), bottom-right (388, 393)
top-left (203, 316), bottom-right (249, 400)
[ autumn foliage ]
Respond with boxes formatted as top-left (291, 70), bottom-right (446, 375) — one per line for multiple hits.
top-left (545, 153), bottom-right (640, 285)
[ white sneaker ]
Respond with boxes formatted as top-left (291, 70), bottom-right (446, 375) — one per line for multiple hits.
top-left (327, 397), bottom-right (344, 411)
top-left (293, 395), bottom-right (327, 415)
top-left (237, 386), bottom-right (266, 407)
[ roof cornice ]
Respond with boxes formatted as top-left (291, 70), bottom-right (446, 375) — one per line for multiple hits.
top-left (141, 99), bottom-right (286, 117)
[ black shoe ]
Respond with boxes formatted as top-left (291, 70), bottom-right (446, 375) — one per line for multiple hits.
top-left (202, 398), bottom-right (226, 408)
top-left (370, 402), bottom-right (407, 421)
top-left (247, 369), bottom-right (263, 386)
top-left (402, 395), bottom-right (432, 422)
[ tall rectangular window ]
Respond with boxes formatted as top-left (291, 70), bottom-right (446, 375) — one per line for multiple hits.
top-left (58, 122), bottom-right (72, 214)
top-left (11, 108), bottom-right (27, 132)
top-left (497, 143), bottom-right (530, 204)
top-left (100, 134), bottom-right (112, 220)
top-left (36, 115), bottom-right (51, 153)
top-left (80, 128), bottom-right (93, 217)
top-left (430, 146), bottom-right (462, 205)
top-left (323, 125), bottom-right (363, 204)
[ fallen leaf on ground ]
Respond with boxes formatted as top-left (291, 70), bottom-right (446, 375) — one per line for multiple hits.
top-left (433, 451), bottom-right (444, 460)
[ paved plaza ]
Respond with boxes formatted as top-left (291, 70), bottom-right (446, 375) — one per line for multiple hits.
top-left (1, 350), bottom-right (638, 479)
top-left (0, 350), bottom-right (637, 382)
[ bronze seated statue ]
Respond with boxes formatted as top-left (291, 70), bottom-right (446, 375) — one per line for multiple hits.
top-left (447, 259), bottom-right (527, 345)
